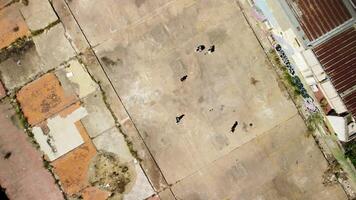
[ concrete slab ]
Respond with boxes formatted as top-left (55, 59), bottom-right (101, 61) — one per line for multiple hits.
top-left (60, 0), bottom-right (348, 198)
top-left (171, 115), bottom-right (347, 200)
top-left (0, 41), bottom-right (44, 90)
top-left (16, 73), bottom-right (77, 125)
top-left (123, 163), bottom-right (156, 200)
top-left (32, 103), bottom-right (87, 161)
top-left (33, 24), bottom-right (76, 71)
top-left (81, 91), bottom-right (115, 138)
top-left (92, 127), bottom-right (133, 162)
top-left (20, 0), bottom-right (58, 31)
top-left (0, 4), bottom-right (30, 49)
top-left (92, 126), bottom-right (155, 199)
top-left (79, 49), bottom-right (168, 191)
top-left (94, 0), bottom-right (297, 184)
top-left (158, 189), bottom-right (175, 200)
top-left (51, 120), bottom-right (100, 197)
top-left (51, 0), bottom-right (89, 53)
top-left (0, 101), bottom-right (64, 200)
top-left (62, 59), bottom-right (98, 99)
top-left (66, 0), bottom-right (173, 46)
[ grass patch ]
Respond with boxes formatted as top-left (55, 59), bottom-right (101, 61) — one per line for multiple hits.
top-left (96, 79), bottom-right (142, 162)
top-left (31, 20), bottom-right (60, 36)
top-left (306, 112), bottom-right (323, 133)
top-left (345, 142), bottom-right (356, 167)
top-left (268, 50), bottom-right (302, 100)
top-left (10, 98), bottom-right (40, 149)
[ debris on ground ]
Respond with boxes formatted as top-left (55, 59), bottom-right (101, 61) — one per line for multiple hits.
top-left (88, 151), bottom-right (135, 196)
top-left (231, 121), bottom-right (238, 133)
top-left (100, 56), bottom-right (117, 66)
top-left (207, 45), bottom-right (215, 54)
top-left (3, 152), bottom-right (11, 159)
top-left (176, 114), bottom-right (185, 124)
top-left (180, 75), bottom-right (188, 82)
top-left (250, 77), bottom-right (259, 85)
top-left (195, 45), bottom-right (205, 52)
top-left (322, 160), bottom-right (347, 186)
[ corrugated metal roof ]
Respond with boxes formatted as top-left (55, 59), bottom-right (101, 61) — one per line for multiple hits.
top-left (313, 27), bottom-right (356, 117)
top-left (344, 91), bottom-right (356, 118)
top-left (286, 0), bottom-right (352, 41)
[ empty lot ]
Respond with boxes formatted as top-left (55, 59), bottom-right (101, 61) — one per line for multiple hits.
top-left (66, 0), bottom-right (347, 199)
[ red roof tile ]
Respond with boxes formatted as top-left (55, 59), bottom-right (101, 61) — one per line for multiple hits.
top-left (286, 0), bottom-right (352, 41)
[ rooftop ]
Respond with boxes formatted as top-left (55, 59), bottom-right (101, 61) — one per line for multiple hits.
top-left (286, 0), bottom-right (352, 41)
top-left (313, 27), bottom-right (356, 117)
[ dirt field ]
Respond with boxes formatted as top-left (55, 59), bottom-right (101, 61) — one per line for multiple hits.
top-left (64, 0), bottom-right (347, 199)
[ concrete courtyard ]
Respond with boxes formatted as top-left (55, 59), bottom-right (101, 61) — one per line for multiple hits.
top-left (66, 0), bottom-right (347, 199)
top-left (0, 0), bottom-right (349, 199)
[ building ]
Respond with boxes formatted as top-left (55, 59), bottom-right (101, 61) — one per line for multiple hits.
top-left (253, 0), bottom-right (356, 142)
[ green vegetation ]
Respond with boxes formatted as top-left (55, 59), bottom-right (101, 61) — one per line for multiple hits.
top-left (125, 139), bottom-right (142, 162)
top-left (87, 67), bottom-right (142, 162)
top-left (31, 20), bottom-right (60, 36)
top-left (10, 98), bottom-right (41, 149)
top-left (320, 98), bottom-right (328, 111)
top-left (268, 50), bottom-right (301, 99)
top-left (345, 142), bottom-right (356, 167)
top-left (306, 112), bottom-right (323, 133)
top-left (0, 37), bottom-right (33, 63)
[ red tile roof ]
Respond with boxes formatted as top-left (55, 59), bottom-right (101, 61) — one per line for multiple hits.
top-left (313, 27), bottom-right (356, 117)
top-left (286, 0), bottom-right (352, 41)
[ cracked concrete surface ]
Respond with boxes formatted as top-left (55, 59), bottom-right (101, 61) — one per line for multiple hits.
top-left (0, 0), bottom-right (350, 199)
top-left (63, 0), bottom-right (347, 199)
top-left (33, 24), bottom-right (76, 70)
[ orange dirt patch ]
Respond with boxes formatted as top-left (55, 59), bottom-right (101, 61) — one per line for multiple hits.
top-left (0, 1), bottom-right (12, 9)
top-left (52, 122), bottom-right (97, 196)
top-left (75, 121), bottom-right (91, 143)
top-left (0, 4), bottom-right (30, 49)
top-left (81, 186), bottom-right (111, 200)
top-left (59, 101), bottom-right (81, 118)
top-left (0, 81), bottom-right (5, 98)
top-left (52, 141), bottom-right (97, 196)
top-left (17, 73), bottom-right (77, 126)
